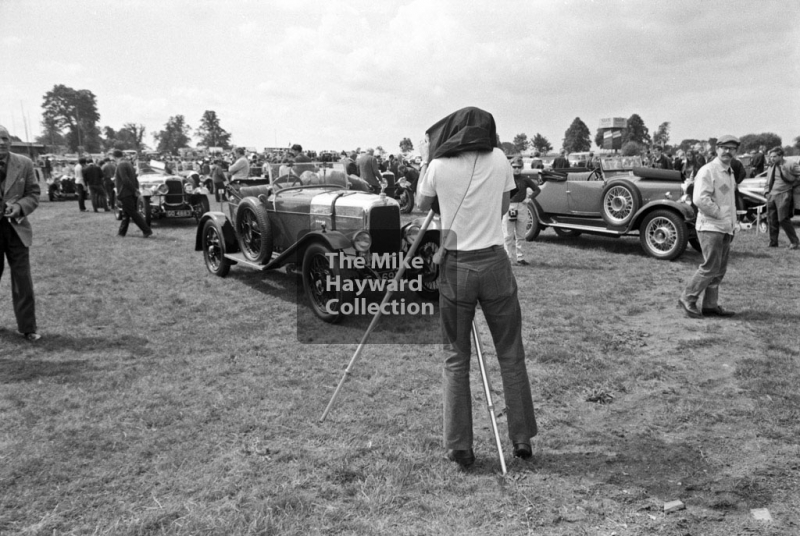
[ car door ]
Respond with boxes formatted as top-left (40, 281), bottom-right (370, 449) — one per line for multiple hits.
top-left (567, 179), bottom-right (605, 216)
top-left (536, 179), bottom-right (570, 215)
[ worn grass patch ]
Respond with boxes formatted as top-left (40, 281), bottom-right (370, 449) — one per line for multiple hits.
top-left (1, 201), bottom-right (799, 535)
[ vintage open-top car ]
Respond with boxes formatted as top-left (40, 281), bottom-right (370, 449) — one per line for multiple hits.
top-left (525, 155), bottom-right (699, 260)
top-left (195, 162), bottom-right (440, 323)
top-left (115, 160), bottom-right (210, 225)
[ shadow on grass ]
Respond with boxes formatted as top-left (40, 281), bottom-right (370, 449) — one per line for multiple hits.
top-left (734, 310), bottom-right (800, 323)
top-left (538, 435), bottom-right (713, 499)
top-left (0, 329), bottom-right (151, 356)
top-left (0, 358), bottom-right (95, 383)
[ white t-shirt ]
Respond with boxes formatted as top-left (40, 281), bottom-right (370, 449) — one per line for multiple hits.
top-left (418, 148), bottom-right (514, 251)
top-left (74, 163), bottom-right (84, 186)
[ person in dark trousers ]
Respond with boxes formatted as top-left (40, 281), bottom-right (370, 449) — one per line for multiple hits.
top-left (416, 107), bottom-right (538, 468)
top-left (764, 146), bottom-right (800, 249)
top-left (101, 157), bottom-right (117, 210)
top-left (113, 149), bottom-right (152, 238)
top-left (552, 150), bottom-right (570, 169)
top-left (83, 158), bottom-right (109, 212)
top-left (0, 125), bottom-right (42, 341)
top-left (750, 145), bottom-right (766, 177)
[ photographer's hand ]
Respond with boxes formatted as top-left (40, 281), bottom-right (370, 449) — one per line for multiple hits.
top-left (419, 135), bottom-right (430, 165)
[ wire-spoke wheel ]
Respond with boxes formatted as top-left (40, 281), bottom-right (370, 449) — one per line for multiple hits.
top-left (639, 209), bottom-right (687, 260)
top-left (602, 181), bottom-right (640, 226)
top-left (235, 197), bottom-right (272, 263)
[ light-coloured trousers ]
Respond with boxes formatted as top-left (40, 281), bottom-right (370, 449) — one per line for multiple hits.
top-left (502, 202), bottom-right (529, 261)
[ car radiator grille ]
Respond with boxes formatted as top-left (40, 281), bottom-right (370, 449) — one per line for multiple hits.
top-left (369, 205), bottom-right (401, 255)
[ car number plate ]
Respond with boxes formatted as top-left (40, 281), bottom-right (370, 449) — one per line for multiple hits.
top-left (380, 271), bottom-right (395, 280)
top-left (166, 210), bottom-right (192, 217)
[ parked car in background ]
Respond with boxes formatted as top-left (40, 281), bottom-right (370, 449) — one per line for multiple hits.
top-left (196, 162), bottom-right (440, 323)
top-left (525, 155), bottom-right (698, 260)
top-left (115, 160), bottom-right (210, 225)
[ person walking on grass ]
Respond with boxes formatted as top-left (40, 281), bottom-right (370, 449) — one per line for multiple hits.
top-left (416, 107), bottom-right (538, 468)
top-left (0, 125), bottom-right (41, 341)
top-left (113, 149), bottom-right (152, 238)
top-left (678, 135), bottom-right (740, 319)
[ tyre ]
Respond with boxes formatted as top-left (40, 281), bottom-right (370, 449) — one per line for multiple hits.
top-left (202, 220), bottom-right (231, 277)
top-left (137, 196), bottom-right (152, 227)
top-left (639, 209), bottom-right (688, 261)
top-left (524, 203), bottom-right (541, 241)
top-left (398, 188), bottom-right (414, 214)
top-left (235, 197), bottom-right (273, 263)
top-left (302, 243), bottom-right (351, 323)
top-left (554, 227), bottom-right (583, 238)
top-left (414, 233), bottom-right (440, 301)
top-left (602, 180), bottom-right (641, 226)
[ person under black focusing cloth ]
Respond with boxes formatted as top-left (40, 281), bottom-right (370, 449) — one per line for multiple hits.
top-left (113, 149), bottom-right (152, 238)
top-left (0, 124), bottom-right (42, 341)
top-left (416, 106), bottom-right (538, 468)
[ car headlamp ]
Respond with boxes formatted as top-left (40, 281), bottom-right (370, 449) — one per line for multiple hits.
top-left (184, 183), bottom-right (194, 194)
top-left (157, 183), bottom-right (169, 195)
top-left (404, 224), bottom-right (420, 245)
top-left (353, 230), bottom-right (372, 252)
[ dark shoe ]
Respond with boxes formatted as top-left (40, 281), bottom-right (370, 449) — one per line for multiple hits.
top-left (513, 443), bottom-right (533, 459)
top-left (789, 243), bottom-right (799, 250)
top-left (768, 243), bottom-right (779, 247)
top-left (702, 306), bottom-right (735, 317)
top-left (117, 234), bottom-right (126, 237)
top-left (446, 449), bottom-right (475, 468)
top-left (678, 298), bottom-right (702, 319)
top-left (516, 259), bottom-right (530, 266)
top-left (143, 231), bottom-right (153, 238)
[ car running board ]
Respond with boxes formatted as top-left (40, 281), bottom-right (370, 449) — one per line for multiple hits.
top-left (547, 222), bottom-right (627, 236)
top-left (224, 252), bottom-right (271, 271)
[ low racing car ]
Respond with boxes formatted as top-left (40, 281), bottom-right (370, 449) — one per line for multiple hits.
top-left (196, 162), bottom-right (440, 323)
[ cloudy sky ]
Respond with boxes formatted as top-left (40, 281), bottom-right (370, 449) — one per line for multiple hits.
top-left (2, 0), bottom-right (798, 154)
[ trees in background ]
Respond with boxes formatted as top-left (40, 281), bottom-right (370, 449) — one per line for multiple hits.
top-left (195, 110), bottom-right (231, 150)
top-left (623, 114), bottom-right (650, 146)
top-left (41, 84), bottom-right (102, 152)
top-left (153, 115), bottom-right (191, 155)
top-left (563, 117), bottom-right (591, 152)
top-left (102, 123), bottom-right (147, 152)
top-left (739, 133), bottom-right (782, 153)
top-left (531, 133), bottom-right (552, 155)
top-left (653, 121), bottom-right (671, 147)
top-left (512, 133), bottom-right (529, 153)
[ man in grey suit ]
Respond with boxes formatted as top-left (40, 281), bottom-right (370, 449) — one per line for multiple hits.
top-left (356, 148), bottom-right (382, 192)
top-left (0, 125), bottom-right (41, 341)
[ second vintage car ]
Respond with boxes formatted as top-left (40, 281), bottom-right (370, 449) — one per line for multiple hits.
top-left (115, 160), bottom-right (211, 225)
top-left (195, 162), bottom-right (440, 323)
top-left (525, 155), bottom-right (698, 260)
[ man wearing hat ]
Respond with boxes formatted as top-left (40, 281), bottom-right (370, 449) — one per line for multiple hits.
top-left (503, 156), bottom-right (540, 265)
top-left (678, 135), bottom-right (740, 318)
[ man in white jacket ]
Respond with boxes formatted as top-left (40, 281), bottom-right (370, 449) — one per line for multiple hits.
top-left (678, 135), bottom-right (740, 318)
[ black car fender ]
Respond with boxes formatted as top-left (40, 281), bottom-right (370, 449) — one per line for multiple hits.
top-left (261, 230), bottom-right (354, 271)
top-left (525, 198), bottom-right (547, 224)
top-left (195, 212), bottom-right (238, 253)
top-left (630, 200), bottom-right (696, 231)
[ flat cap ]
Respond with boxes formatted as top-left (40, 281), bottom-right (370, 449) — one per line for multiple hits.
top-left (717, 135), bottom-right (740, 147)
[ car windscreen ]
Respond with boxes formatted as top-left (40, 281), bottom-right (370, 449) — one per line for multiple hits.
top-left (600, 155), bottom-right (643, 171)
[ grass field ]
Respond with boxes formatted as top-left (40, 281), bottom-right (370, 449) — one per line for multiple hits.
top-left (2, 196), bottom-right (799, 535)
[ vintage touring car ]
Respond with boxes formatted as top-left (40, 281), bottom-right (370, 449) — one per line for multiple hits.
top-left (525, 155), bottom-right (699, 260)
top-left (196, 162), bottom-right (440, 323)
